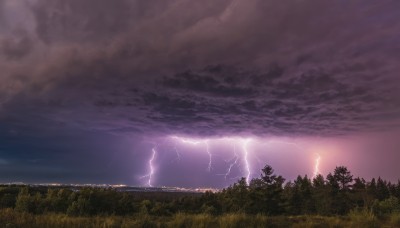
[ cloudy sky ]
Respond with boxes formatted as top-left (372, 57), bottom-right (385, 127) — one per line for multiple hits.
top-left (0, 0), bottom-right (399, 188)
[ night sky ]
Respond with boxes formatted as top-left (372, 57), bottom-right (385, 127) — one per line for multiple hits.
top-left (0, 0), bottom-right (400, 188)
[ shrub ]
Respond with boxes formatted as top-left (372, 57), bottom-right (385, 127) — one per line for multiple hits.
top-left (348, 209), bottom-right (379, 228)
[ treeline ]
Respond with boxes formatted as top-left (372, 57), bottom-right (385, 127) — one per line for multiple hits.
top-left (0, 186), bottom-right (201, 216)
top-left (208, 165), bottom-right (400, 216)
top-left (1, 165), bottom-right (400, 217)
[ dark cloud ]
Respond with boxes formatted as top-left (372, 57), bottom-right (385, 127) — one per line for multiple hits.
top-left (162, 69), bottom-right (256, 97)
top-left (0, 0), bottom-right (399, 138)
top-left (1, 0), bottom-right (400, 187)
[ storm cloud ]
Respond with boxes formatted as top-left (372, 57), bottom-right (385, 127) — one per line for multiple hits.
top-left (1, 0), bottom-right (400, 137)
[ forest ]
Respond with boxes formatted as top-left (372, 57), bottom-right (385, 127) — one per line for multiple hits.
top-left (1, 165), bottom-right (400, 227)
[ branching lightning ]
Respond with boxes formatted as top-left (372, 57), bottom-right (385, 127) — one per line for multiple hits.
top-left (140, 147), bottom-right (157, 187)
top-left (172, 136), bottom-right (213, 172)
top-left (137, 136), bottom-right (321, 187)
top-left (224, 145), bottom-right (239, 180)
top-left (241, 139), bottom-right (252, 185)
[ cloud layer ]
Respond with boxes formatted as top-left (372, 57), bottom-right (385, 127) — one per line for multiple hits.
top-left (1, 0), bottom-right (400, 137)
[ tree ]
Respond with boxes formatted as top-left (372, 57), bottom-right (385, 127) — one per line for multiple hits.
top-left (326, 166), bottom-right (354, 214)
top-left (372, 196), bottom-right (400, 215)
top-left (352, 177), bottom-right (367, 208)
top-left (296, 175), bottom-right (314, 214)
top-left (261, 165), bottom-right (277, 185)
top-left (365, 178), bottom-right (378, 208)
top-left (230, 178), bottom-right (248, 212)
top-left (376, 177), bottom-right (390, 201)
top-left (333, 166), bottom-right (353, 191)
top-left (258, 165), bottom-right (286, 215)
top-left (67, 196), bottom-right (91, 216)
top-left (312, 174), bottom-right (325, 188)
top-left (15, 187), bottom-right (33, 213)
top-left (311, 174), bottom-right (331, 215)
top-left (0, 193), bottom-right (16, 208)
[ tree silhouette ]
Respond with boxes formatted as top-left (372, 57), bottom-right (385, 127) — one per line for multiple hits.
top-left (333, 166), bottom-right (353, 190)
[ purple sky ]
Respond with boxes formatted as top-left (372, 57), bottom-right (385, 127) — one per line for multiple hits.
top-left (0, 0), bottom-right (399, 188)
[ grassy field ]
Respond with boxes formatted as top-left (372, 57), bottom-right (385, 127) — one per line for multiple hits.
top-left (1, 208), bottom-right (400, 228)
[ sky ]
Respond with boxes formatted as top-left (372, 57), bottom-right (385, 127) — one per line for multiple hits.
top-left (0, 0), bottom-right (400, 188)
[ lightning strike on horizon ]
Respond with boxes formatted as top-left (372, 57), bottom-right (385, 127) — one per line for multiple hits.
top-left (241, 139), bottom-right (252, 185)
top-left (140, 147), bottom-right (157, 187)
top-left (171, 136), bottom-right (256, 182)
top-left (168, 136), bottom-right (320, 185)
top-left (263, 140), bottom-right (322, 179)
top-left (224, 145), bottom-right (239, 180)
top-left (313, 154), bottom-right (321, 179)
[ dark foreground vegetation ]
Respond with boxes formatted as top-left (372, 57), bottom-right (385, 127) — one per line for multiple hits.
top-left (1, 165), bottom-right (400, 227)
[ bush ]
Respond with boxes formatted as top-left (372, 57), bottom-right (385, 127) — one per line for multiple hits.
top-left (348, 209), bottom-right (379, 228)
top-left (372, 196), bottom-right (400, 215)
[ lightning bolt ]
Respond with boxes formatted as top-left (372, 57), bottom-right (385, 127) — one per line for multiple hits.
top-left (263, 140), bottom-right (306, 152)
top-left (313, 153), bottom-right (321, 179)
top-left (172, 136), bottom-right (213, 172)
top-left (137, 136), bottom-right (326, 188)
top-left (263, 140), bottom-right (321, 179)
top-left (172, 136), bottom-right (202, 145)
top-left (241, 139), bottom-right (251, 185)
top-left (224, 145), bottom-right (239, 180)
top-left (205, 140), bottom-right (212, 172)
top-left (140, 147), bottom-right (157, 187)
top-left (171, 141), bottom-right (181, 163)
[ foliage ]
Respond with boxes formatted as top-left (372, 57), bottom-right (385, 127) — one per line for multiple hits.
top-left (3, 209), bottom-right (400, 227)
top-left (0, 164), bottom-right (399, 224)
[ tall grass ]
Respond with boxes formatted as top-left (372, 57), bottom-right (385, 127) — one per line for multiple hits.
top-left (348, 209), bottom-right (379, 228)
top-left (1, 208), bottom-right (400, 228)
top-left (389, 212), bottom-right (400, 227)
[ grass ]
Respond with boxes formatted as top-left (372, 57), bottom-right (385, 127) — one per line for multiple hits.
top-left (2, 208), bottom-right (400, 227)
